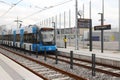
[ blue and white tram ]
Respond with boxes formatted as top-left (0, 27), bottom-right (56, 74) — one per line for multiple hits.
top-left (13, 25), bottom-right (57, 52)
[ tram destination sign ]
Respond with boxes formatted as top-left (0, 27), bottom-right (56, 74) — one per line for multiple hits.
top-left (94, 24), bottom-right (111, 30)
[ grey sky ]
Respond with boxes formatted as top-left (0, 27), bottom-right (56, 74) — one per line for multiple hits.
top-left (0, 0), bottom-right (119, 29)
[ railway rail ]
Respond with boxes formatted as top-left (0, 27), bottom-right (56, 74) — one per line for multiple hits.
top-left (0, 45), bottom-right (120, 79)
top-left (0, 45), bottom-right (87, 80)
top-left (46, 53), bottom-right (120, 77)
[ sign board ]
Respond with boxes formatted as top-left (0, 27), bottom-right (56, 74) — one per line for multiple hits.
top-left (78, 18), bottom-right (91, 28)
top-left (94, 24), bottom-right (111, 30)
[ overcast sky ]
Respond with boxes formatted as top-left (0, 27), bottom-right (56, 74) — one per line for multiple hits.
top-left (0, 0), bottom-right (119, 29)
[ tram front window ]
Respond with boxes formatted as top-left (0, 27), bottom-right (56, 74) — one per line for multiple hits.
top-left (41, 30), bottom-right (55, 45)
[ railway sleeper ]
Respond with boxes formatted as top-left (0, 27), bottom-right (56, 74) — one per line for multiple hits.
top-left (47, 74), bottom-right (70, 80)
top-left (102, 68), bottom-right (113, 71)
top-left (39, 71), bottom-right (56, 74)
top-left (30, 66), bottom-right (45, 70)
top-left (27, 64), bottom-right (42, 67)
top-left (33, 69), bottom-right (48, 72)
top-left (35, 68), bottom-right (50, 72)
top-left (112, 70), bottom-right (120, 73)
top-left (52, 77), bottom-right (72, 80)
top-left (46, 73), bottom-right (62, 77)
top-left (39, 71), bottom-right (58, 75)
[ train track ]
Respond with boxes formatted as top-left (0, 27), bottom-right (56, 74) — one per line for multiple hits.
top-left (46, 53), bottom-right (120, 77)
top-left (0, 46), bottom-right (87, 80)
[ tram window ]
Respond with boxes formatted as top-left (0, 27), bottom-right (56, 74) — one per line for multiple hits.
top-left (11, 35), bottom-right (13, 41)
top-left (28, 34), bottom-right (32, 43)
top-left (32, 33), bottom-right (39, 43)
top-left (25, 34), bottom-right (29, 43)
top-left (6, 35), bottom-right (7, 40)
top-left (23, 33), bottom-right (34, 43)
top-left (16, 34), bottom-right (20, 42)
top-left (4, 35), bottom-right (6, 40)
top-left (16, 35), bottom-right (17, 41)
top-left (24, 34), bottom-right (26, 42)
top-left (8, 35), bottom-right (10, 41)
top-left (8, 35), bottom-right (9, 41)
top-left (0, 35), bottom-right (1, 40)
top-left (5, 35), bottom-right (6, 40)
top-left (5, 35), bottom-right (7, 40)
top-left (7, 35), bottom-right (9, 40)
top-left (29, 34), bottom-right (34, 43)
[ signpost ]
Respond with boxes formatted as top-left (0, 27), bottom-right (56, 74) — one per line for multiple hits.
top-left (94, 24), bottom-right (111, 53)
top-left (78, 18), bottom-right (91, 28)
top-left (78, 18), bottom-right (92, 51)
top-left (94, 24), bottom-right (111, 30)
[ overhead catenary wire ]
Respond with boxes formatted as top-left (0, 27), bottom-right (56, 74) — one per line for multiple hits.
top-left (3, 0), bottom-right (72, 27)
top-left (0, 1), bottom-right (11, 6)
top-left (20, 0), bottom-right (73, 20)
top-left (0, 0), bottom-right (23, 17)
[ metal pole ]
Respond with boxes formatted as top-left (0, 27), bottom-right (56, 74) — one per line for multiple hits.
top-left (98, 13), bottom-right (104, 53)
top-left (64, 11), bottom-right (66, 35)
top-left (89, 0), bottom-right (92, 51)
top-left (44, 48), bottom-right (46, 61)
top-left (55, 52), bottom-right (58, 64)
top-left (119, 0), bottom-right (120, 50)
top-left (17, 17), bottom-right (18, 28)
top-left (83, 3), bottom-right (84, 18)
top-left (47, 18), bottom-right (48, 26)
top-left (24, 44), bottom-right (26, 54)
top-left (69, 9), bottom-right (71, 46)
top-left (14, 17), bottom-right (22, 28)
top-left (92, 54), bottom-right (96, 76)
top-left (59, 13), bottom-right (62, 47)
top-left (101, 0), bottom-right (104, 53)
top-left (64, 11), bottom-right (66, 46)
top-left (52, 22), bottom-right (56, 45)
top-left (55, 15), bottom-right (57, 45)
top-left (102, 0), bottom-right (104, 16)
top-left (75, 0), bottom-right (79, 50)
top-left (36, 32), bottom-right (38, 58)
top-left (101, 28), bottom-right (104, 53)
top-left (16, 43), bottom-right (17, 51)
top-left (70, 51), bottom-right (73, 69)
top-left (29, 45), bottom-right (31, 56)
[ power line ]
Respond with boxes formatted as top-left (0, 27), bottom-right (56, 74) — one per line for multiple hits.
top-left (0, 1), bottom-right (11, 6)
top-left (3, 0), bottom-right (72, 26)
top-left (0, 0), bottom-right (23, 17)
top-left (20, 0), bottom-right (73, 20)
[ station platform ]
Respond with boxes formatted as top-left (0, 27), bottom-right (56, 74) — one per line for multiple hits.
top-left (0, 53), bottom-right (43, 80)
top-left (58, 46), bottom-right (120, 67)
top-left (58, 46), bottom-right (120, 60)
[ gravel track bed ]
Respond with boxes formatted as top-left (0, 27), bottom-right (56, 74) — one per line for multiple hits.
top-left (35, 55), bottom-right (120, 80)
top-left (1, 47), bottom-right (120, 80)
